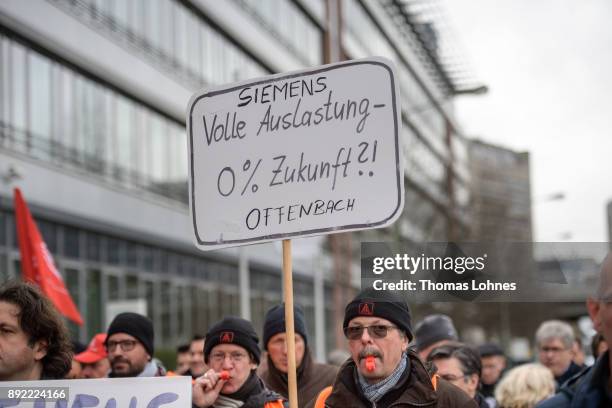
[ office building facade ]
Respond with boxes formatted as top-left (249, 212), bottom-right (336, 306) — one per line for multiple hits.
top-left (0, 0), bottom-right (472, 356)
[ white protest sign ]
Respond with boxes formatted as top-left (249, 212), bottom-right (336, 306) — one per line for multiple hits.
top-left (187, 57), bottom-right (403, 250)
top-left (0, 376), bottom-right (191, 407)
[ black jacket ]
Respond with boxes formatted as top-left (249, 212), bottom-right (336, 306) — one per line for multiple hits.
top-left (536, 351), bottom-right (612, 408)
top-left (313, 349), bottom-right (477, 408)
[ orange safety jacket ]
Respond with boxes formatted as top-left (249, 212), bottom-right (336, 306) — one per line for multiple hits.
top-left (264, 400), bottom-right (286, 408)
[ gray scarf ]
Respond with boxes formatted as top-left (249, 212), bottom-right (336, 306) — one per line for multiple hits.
top-left (357, 352), bottom-right (408, 403)
top-left (213, 395), bottom-right (244, 408)
top-left (137, 360), bottom-right (160, 377)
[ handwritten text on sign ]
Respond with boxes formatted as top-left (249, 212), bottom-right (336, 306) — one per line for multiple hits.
top-left (0, 376), bottom-right (191, 407)
top-left (187, 58), bottom-right (403, 250)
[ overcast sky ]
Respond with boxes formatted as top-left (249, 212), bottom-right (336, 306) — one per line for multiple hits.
top-left (444, 0), bottom-right (612, 242)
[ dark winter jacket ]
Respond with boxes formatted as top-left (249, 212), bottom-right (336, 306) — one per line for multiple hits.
top-left (259, 348), bottom-right (338, 407)
top-left (309, 349), bottom-right (477, 408)
top-left (193, 370), bottom-right (288, 408)
top-left (554, 361), bottom-right (585, 389)
top-left (536, 351), bottom-right (612, 408)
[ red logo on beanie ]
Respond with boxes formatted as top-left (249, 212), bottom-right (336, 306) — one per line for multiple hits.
top-left (359, 302), bottom-right (374, 316)
top-left (220, 331), bottom-right (234, 343)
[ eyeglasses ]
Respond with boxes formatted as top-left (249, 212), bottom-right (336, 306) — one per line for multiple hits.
top-left (210, 351), bottom-right (249, 364)
top-left (344, 325), bottom-right (398, 340)
top-left (439, 373), bottom-right (468, 382)
top-left (539, 346), bottom-right (569, 354)
top-left (106, 340), bottom-right (138, 352)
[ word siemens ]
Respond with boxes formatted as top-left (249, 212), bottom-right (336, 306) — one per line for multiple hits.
top-left (372, 254), bottom-right (487, 275)
top-left (202, 76), bottom-right (373, 146)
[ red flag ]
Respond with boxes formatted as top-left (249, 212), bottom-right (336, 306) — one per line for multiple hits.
top-left (13, 188), bottom-right (83, 325)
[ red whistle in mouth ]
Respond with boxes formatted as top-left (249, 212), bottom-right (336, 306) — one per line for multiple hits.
top-left (220, 371), bottom-right (231, 381)
top-left (365, 356), bottom-right (376, 372)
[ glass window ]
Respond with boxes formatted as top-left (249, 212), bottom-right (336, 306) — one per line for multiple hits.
top-left (72, 76), bottom-right (88, 164)
top-left (174, 6), bottom-right (188, 71)
top-left (145, 0), bottom-right (161, 51)
top-left (157, 250), bottom-right (168, 273)
top-left (12, 259), bottom-right (21, 280)
top-left (200, 25), bottom-right (213, 84)
top-left (116, 97), bottom-right (134, 181)
top-left (107, 237), bottom-right (121, 265)
top-left (7, 214), bottom-right (16, 249)
top-left (107, 274), bottom-right (120, 301)
top-left (145, 280), bottom-right (155, 323)
top-left (86, 84), bottom-right (106, 172)
top-left (86, 269), bottom-right (102, 338)
top-left (160, 281), bottom-right (171, 343)
top-left (0, 212), bottom-right (5, 246)
top-left (109, 0), bottom-right (130, 30)
top-left (301, 0), bottom-right (325, 22)
top-left (148, 116), bottom-right (168, 194)
top-left (234, 0), bottom-right (322, 66)
top-left (190, 286), bottom-right (207, 335)
top-left (131, 107), bottom-right (146, 187)
top-left (57, 68), bottom-right (75, 163)
top-left (92, 0), bottom-right (109, 15)
top-left (176, 286), bottom-right (186, 337)
top-left (102, 89), bottom-right (115, 177)
top-left (126, 242), bottom-right (139, 268)
top-left (128, 0), bottom-right (145, 40)
top-left (186, 12), bottom-right (201, 78)
top-left (207, 288), bottom-right (220, 328)
top-left (86, 232), bottom-right (101, 262)
top-left (63, 226), bottom-right (81, 259)
top-left (28, 53), bottom-right (52, 160)
top-left (65, 268), bottom-right (81, 340)
top-left (1, 39), bottom-right (11, 146)
top-left (158, 0), bottom-right (174, 59)
top-left (11, 42), bottom-right (27, 150)
top-left (0, 254), bottom-right (8, 282)
top-left (142, 245), bottom-right (153, 271)
top-left (168, 125), bottom-right (187, 200)
top-left (126, 274), bottom-right (139, 299)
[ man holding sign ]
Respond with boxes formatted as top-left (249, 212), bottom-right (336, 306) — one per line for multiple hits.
top-left (188, 58), bottom-right (406, 408)
top-left (312, 288), bottom-right (477, 408)
top-left (192, 317), bottom-right (287, 408)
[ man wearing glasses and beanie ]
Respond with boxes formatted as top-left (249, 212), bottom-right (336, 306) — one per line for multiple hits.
top-left (311, 288), bottom-right (476, 407)
top-left (192, 316), bottom-right (287, 408)
top-left (105, 312), bottom-right (165, 377)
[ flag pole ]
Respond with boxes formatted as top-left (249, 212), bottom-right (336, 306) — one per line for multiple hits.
top-left (283, 239), bottom-right (298, 408)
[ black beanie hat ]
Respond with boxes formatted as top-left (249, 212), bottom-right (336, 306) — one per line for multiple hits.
top-left (106, 312), bottom-right (154, 356)
top-left (414, 314), bottom-right (458, 351)
top-left (263, 303), bottom-right (308, 350)
top-left (343, 288), bottom-right (413, 341)
top-left (478, 343), bottom-right (505, 358)
top-left (204, 317), bottom-right (261, 364)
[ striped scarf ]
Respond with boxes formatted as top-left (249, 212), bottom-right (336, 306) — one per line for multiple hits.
top-left (357, 352), bottom-right (408, 403)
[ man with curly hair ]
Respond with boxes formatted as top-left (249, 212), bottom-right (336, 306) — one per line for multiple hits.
top-left (0, 280), bottom-right (73, 381)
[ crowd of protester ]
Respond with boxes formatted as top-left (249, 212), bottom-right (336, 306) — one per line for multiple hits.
top-left (1, 253), bottom-right (611, 407)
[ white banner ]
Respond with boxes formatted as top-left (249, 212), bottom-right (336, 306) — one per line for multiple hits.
top-left (187, 57), bottom-right (404, 250)
top-left (0, 376), bottom-right (191, 407)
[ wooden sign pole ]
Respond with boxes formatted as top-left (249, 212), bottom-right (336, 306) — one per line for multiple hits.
top-left (283, 239), bottom-right (298, 408)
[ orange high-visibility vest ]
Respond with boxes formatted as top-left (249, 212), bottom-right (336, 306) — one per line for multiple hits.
top-left (264, 400), bottom-right (285, 408)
